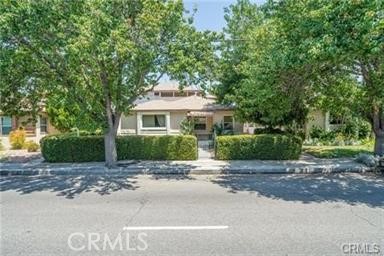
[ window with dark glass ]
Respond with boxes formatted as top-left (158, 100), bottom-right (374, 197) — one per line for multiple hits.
top-left (194, 117), bottom-right (206, 130)
top-left (1, 116), bottom-right (12, 135)
top-left (142, 115), bottom-right (166, 128)
top-left (223, 116), bottom-right (233, 130)
top-left (40, 116), bottom-right (48, 133)
top-left (160, 92), bottom-right (174, 97)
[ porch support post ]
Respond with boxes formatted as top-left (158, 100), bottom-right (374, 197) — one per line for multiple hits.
top-left (35, 116), bottom-right (41, 139)
top-left (136, 112), bottom-right (142, 135)
top-left (324, 111), bottom-right (330, 131)
top-left (117, 115), bottom-right (122, 135)
top-left (166, 112), bottom-right (171, 135)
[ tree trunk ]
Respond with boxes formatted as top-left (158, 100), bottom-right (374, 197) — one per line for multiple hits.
top-left (372, 104), bottom-right (384, 156)
top-left (374, 133), bottom-right (384, 156)
top-left (104, 112), bottom-right (121, 168)
top-left (104, 128), bottom-right (118, 168)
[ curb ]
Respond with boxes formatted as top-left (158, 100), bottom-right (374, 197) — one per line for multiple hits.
top-left (0, 165), bottom-right (373, 176)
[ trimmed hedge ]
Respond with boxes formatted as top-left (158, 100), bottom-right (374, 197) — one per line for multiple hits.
top-left (215, 134), bottom-right (302, 160)
top-left (41, 135), bottom-right (197, 162)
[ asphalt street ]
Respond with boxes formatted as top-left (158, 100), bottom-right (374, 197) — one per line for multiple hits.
top-left (1, 173), bottom-right (383, 256)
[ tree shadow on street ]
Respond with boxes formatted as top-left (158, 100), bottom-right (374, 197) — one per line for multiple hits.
top-left (0, 175), bottom-right (139, 199)
top-left (211, 173), bottom-right (384, 208)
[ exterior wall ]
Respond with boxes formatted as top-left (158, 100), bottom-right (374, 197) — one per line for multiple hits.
top-left (213, 110), bottom-right (243, 134)
top-left (120, 113), bottom-right (137, 134)
top-left (170, 111), bottom-right (187, 134)
top-left (305, 110), bottom-right (329, 137)
top-left (119, 110), bottom-right (245, 137)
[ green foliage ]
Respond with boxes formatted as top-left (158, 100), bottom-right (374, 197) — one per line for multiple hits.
top-left (253, 127), bottom-right (286, 135)
top-left (303, 144), bottom-right (374, 159)
top-left (179, 118), bottom-right (194, 135)
top-left (216, 0), bottom-right (383, 154)
top-left (309, 127), bottom-right (337, 142)
top-left (40, 135), bottom-right (105, 162)
top-left (309, 118), bottom-right (372, 145)
top-left (41, 135), bottom-right (197, 162)
top-left (0, 0), bottom-right (217, 165)
top-left (117, 135), bottom-right (197, 160)
top-left (212, 123), bottom-right (234, 136)
top-left (9, 128), bottom-right (26, 149)
top-left (23, 140), bottom-right (40, 152)
top-left (215, 134), bottom-right (302, 160)
top-left (358, 120), bottom-right (372, 140)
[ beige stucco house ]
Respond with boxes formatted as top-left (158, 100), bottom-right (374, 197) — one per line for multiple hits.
top-left (119, 84), bottom-right (243, 140)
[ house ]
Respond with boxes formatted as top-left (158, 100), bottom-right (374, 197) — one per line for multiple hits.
top-left (0, 83), bottom-right (330, 145)
top-left (0, 114), bottom-right (58, 138)
top-left (119, 83), bottom-right (243, 140)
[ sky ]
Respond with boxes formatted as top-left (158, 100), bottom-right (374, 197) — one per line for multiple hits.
top-left (184, 0), bottom-right (266, 31)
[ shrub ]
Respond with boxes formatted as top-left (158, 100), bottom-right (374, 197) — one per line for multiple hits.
top-left (117, 135), bottom-right (197, 160)
top-left (215, 134), bottom-right (302, 160)
top-left (23, 140), bottom-right (40, 152)
top-left (180, 118), bottom-right (194, 135)
top-left (254, 127), bottom-right (286, 135)
top-left (357, 120), bottom-right (371, 140)
top-left (9, 128), bottom-right (26, 149)
top-left (212, 123), bottom-right (234, 136)
top-left (41, 135), bottom-right (106, 162)
top-left (41, 135), bottom-right (197, 162)
top-left (309, 126), bottom-right (337, 142)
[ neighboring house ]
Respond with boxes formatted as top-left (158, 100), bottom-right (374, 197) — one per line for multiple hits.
top-left (0, 114), bottom-right (58, 138)
top-left (119, 84), bottom-right (243, 140)
top-left (0, 113), bottom-right (58, 149)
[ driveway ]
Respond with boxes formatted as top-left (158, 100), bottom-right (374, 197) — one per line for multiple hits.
top-left (1, 173), bottom-right (383, 255)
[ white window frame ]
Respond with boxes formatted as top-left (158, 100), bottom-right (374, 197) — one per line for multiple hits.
top-left (40, 116), bottom-right (48, 134)
top-left (223, 116), bottom-right (234, 131)
top-left (137, 112), bottom-right (170, 133)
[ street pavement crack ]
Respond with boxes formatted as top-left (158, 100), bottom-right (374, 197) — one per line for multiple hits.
top-left (126, 195), bottom-right (149, 226)
top-left (349, 207), bottom-right (381, 230)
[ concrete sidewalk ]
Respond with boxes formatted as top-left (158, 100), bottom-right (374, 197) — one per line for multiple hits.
top-left (0, 157), bottom-right (372, 176)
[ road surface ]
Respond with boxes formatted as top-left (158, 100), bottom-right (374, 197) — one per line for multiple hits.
top-left (1, 173), bottom-right (383, 255)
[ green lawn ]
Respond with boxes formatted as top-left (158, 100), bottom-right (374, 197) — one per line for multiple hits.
top-left (303, 143), bottom-right (374, 158)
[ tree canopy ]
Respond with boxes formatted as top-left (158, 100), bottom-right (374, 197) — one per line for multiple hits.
top-left (216, 0), bottom-right (384, 154)
top-left (0, 0), bottom-right (217, 166)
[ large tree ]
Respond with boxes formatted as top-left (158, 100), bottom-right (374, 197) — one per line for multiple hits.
top-left (217, 0), bottom-right (383, 155)
top-left (270, 0), bottom-right (384, 155)
top-left (0, 0), bottom-right (217, 167)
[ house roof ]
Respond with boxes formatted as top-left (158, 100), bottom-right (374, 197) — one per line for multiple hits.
top-left (133, 95), bottom-right (233, 111)
top-left (153, 82), bottom-right (199, 92)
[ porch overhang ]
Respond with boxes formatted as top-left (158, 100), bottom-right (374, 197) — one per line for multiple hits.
top-left (187, 111), bottom-right (214, 117)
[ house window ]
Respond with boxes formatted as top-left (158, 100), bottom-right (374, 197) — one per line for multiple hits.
top-left (160, 92), bottom-right (174, 97)
top-left (1, 116), bottom-right (12, 135)
top-left (223, 116), bottom-right (234, 130)
top-left (329, 114), bottom-right (343, 125)
top-left (154, 92), bottom-right (160, 96)
top-left (142, 115), bottom-right (166, 128)
top-left (187, 92), bottom-right (196, 96)
top-left (174, 91), bottom-right (186, 97)
top-left (194, 117), bottom-right (206, 130)
top-left (40, 116), bottom-right (48, 133)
